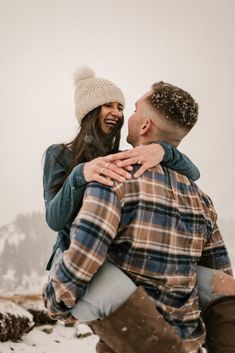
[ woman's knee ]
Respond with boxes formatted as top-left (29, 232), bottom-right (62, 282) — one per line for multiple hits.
top-left (197, 266), bottom-right (235, 308)
top-left (211, 270), bottom-right (235, 296)
top-left (73, 261), bottom-right (136, 320)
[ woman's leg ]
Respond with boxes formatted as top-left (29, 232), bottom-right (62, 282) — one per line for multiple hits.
top-left (50, 251), bottom-right (235, 320)
top-left (197, 265), bottom-right (235, 309)
top-left (198, 266), bottom-right (235, 353)
top-left (71, 261), bottom-right (136, 322)
top-left (48, 249), bottom-right (136, 322)
top-left (72, 264), bottom-right (235, 321)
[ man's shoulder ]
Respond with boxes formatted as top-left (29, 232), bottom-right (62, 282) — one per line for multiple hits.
top-left (86, 181), bottom-right (119, 193)
top-left (85, 180), bottom-right (124, 203)
top-left (146, 166), bottom-right (214, 203)
top-left (192, 183), bottom-right (214, 208)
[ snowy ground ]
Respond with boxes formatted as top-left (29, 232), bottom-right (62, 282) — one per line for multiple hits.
top-left (0, 324), bottom-right (207, 353)
top-left (0, 322), bottom-right (98, 353)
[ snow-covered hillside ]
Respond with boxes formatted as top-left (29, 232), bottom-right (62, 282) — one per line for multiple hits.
top-left (0, 212), bottom-right (54, 294)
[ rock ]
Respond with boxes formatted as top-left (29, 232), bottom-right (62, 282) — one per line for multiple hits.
top-left (40, 324), bottom-right (53, 334)
top-left (0, 298), bottom-right (34, 342)
top-left (0, 294), bottom-right (56, 326)
top-left (75, 323), bottom-right (93, 338)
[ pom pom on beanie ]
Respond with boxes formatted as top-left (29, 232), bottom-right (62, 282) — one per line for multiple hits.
top-left (73, 66), bottom-right (95, 84)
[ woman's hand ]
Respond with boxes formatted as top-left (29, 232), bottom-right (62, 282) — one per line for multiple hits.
top-left (105, 144), bottom-right (165, 178)
top-left (83, 156), bottom-right (132, 186)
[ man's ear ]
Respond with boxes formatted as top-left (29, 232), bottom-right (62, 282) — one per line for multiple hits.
top-left (140, 119), bottom-right (151, 136)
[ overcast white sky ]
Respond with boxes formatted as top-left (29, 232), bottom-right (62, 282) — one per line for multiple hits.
top-left (0, 0), bottom-right (235, 227)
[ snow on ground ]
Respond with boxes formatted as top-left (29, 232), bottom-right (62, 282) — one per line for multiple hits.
top-left (0, 322), bottom-right (98, 353)
top-left (0, 323), bottom-right (207, 353)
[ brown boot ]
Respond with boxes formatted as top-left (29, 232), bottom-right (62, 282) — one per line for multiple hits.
top-left (202, 295), bottom-right (235, 353)
top-left (96, 340), bottom-right (116, 353)
top-left (89, 286), bottom-right (187, 353)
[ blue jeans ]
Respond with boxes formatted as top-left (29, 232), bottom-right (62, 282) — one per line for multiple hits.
top-left (69, 261), bottom-right (223, 322)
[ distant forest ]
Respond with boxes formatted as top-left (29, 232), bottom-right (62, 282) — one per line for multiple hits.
top-left (0, 212), bottom-right (54, 293)
top-left (0, 212), bottom-right (234, 294)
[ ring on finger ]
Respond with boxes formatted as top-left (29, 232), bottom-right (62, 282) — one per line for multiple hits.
top-left (100, 167), bottom-right (105, 174)
top-left (105, 162), bottom-right (110, 169)
top-left (137, 160), bottom-right (142, 165)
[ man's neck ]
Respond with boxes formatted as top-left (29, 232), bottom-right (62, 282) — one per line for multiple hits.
top-left (135, 137), bottom-right (157, 147)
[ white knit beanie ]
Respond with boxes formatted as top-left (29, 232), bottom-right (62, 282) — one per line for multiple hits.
top-left (74, 66), bottom-right (125, 124)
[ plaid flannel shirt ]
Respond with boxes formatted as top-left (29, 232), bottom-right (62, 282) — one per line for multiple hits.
top-left (44, 165), bottom-right (232, 352)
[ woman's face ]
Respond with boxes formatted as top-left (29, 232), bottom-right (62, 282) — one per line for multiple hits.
top-left (99, 102), bottom-right (124, 135)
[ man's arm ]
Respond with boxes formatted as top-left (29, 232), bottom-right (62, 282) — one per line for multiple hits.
top-left (43, 182), bottom-right (121, 319)
top-left (198, 196), bottom-right (233, 276)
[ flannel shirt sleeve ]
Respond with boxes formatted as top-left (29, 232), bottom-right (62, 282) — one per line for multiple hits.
top-left (43, 182), bottom-right (121, 319)
top-left (198, 196), bottom-right (233, 276)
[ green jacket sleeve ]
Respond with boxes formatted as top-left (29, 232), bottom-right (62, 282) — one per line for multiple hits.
top-left (158, 141), bottom-right (200, 181)
top-left (43, 145), bottom-right (87, 231)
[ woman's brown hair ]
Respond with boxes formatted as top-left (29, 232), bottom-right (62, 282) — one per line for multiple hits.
top-left (51, 106), bottom-right (123, 193)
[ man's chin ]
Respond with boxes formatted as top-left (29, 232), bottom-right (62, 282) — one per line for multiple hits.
top-left (126, 135), bottom-right (134, 146)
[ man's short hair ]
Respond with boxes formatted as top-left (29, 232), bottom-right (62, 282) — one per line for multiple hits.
top-left (148, 81), bottom-right (198, 129)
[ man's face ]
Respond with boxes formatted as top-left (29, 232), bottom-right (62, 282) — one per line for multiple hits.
top-left (99, 102), bottom-right (123, 135)
top-left (127, 92), bottom-right (151, 146)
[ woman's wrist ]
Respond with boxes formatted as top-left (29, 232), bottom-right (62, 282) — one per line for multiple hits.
top-left (72, 163), bottom-right (87, 187)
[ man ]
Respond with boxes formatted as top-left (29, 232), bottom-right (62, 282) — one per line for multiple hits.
top-left (44, 81), bottom-right (235, 353)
